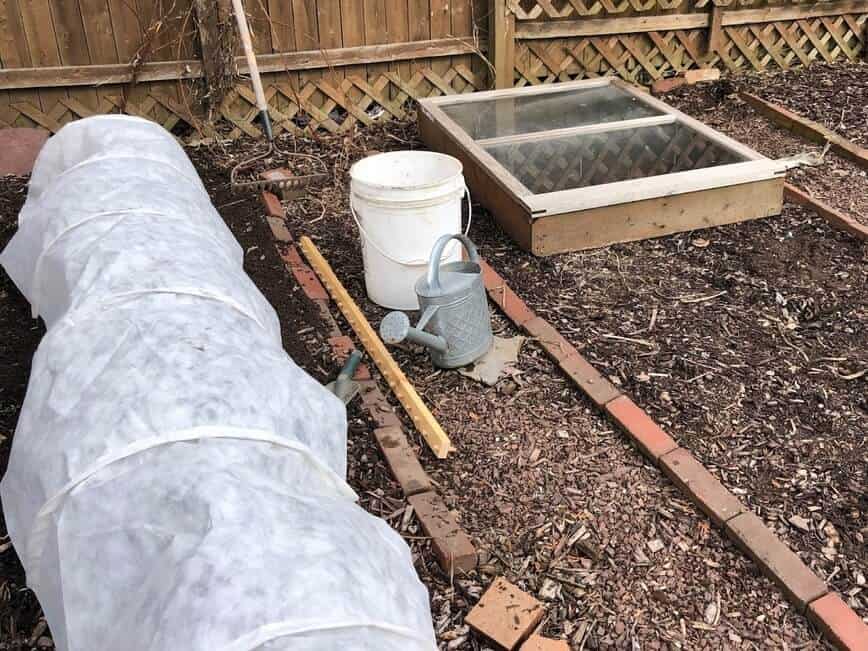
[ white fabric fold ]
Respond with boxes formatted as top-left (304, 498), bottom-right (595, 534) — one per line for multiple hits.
top-left (0, 115), bottom-right (435, 651)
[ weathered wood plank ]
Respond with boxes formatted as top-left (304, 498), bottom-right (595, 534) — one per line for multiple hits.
top-left (0, 39), bottom-right (484, 89)
top-left (740, 91), bottom-right (868, 171)
top-left (516, 0), bottom-right (868, 39)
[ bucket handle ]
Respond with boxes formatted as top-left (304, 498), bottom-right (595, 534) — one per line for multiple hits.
top-left (350, 186), bottom-right (472, 266)
top-left (426, 233), bottom-right (480, 293)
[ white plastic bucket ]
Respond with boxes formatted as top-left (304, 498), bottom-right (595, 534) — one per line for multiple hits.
top-left (350, 151), bottom-right (470, 310)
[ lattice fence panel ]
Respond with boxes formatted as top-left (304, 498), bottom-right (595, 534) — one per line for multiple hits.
top-left (514, 14), bottom-right (866, 84)
top-left (508, 0), bottom-right (848, 20)
top-left (0, 64), bottom-right (487, 140)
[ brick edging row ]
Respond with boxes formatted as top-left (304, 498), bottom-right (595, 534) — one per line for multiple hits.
top-left (259, 179), bottom-right (477, 576)
top-left (479, 260), bottom-right (867, 651)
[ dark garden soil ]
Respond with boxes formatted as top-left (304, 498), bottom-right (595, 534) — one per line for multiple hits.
top-left (1, 62), bottom-right (865, 651)
top-left (0, 176), bottom-right (47, 650)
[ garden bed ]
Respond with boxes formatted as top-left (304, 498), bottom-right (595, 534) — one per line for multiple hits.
top-left (1, 63), bottom-right (865, 650)
top-left (258, 121), bottom-right (859, 645)
top-left (662, 76), bottom-right (867, 225)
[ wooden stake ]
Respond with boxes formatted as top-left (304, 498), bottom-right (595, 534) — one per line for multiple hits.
top-left (298, 236), bottom-right (455, 459)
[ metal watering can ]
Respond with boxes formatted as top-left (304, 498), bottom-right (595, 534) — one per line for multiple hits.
top-left (380, 234), bottom-right (493, 369)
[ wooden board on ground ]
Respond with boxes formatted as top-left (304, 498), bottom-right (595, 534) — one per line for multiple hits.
top-left (419, 79), bottom-right (786, 256)
top-left (298, 236), bottom-right (455, 459)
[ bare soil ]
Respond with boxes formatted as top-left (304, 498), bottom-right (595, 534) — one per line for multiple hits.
top-left (0, 176), bottom-right (47, 650)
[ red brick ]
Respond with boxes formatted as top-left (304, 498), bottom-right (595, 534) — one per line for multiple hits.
top-left (784, 183), bottom-right (868, 242)
top-left (281, 246), bottom-right (328, 300)
top-left (328, 335), bottom-right (355, 359)
top-left (725, 512), bottom-right (827, 612)
top-left (408, 492), bottom-right (477, 574)
top-left (374, 426), bottom-right (433, 496)
top-left (651, 76), bottom-right (686, 95)
top-left (265, 215), bottom-right (293, 243)
top-left (261, 168), bottom-right (300, 201)
top-left (466, 577), bottom-right (545, 650)
top-left (808, 592), bottom-right (868, 650)
top-left (605, 396), bottom-right (678, 461)
top-left (0, 128), bottom-right (48, 175)
top-left (261, 190), bottom-right (285, 218)
top-left (523, 317), bottom-right (577, 362)
top-left (479, 260), bottom-right (536, 326)
top-left (326, 335), bottom-right (370, 380)
top-left (359, 382), bottom-right (402, 428)
top-left (660, 448), bottom-right (745, 526)
top-left (684, 68), bottom-right (721, 84)
top-left (520, 636), bottom-right (569, 651)
top-left (558, 353), bottom-right (621, 406)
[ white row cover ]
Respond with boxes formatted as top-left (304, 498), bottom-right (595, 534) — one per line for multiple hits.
top-left (0, 116), bottom-right (435, 651)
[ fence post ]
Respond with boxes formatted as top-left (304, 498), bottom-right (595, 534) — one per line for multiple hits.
top-left (489, 0), bottom-right (515, 89)
top-left (193, 0), bottom-right (236, 118)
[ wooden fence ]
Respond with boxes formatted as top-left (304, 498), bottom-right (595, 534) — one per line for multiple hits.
top-left (0, 0), bottom-right (865, 140)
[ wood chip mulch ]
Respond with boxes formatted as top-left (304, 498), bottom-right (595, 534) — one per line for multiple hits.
top-left (2, 63), bottom-right (866, 651)
top-left (662, 73), bottom-right (868, 226)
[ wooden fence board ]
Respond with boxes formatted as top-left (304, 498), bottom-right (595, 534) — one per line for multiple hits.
top-left (0, 0), bottom-right (32, 68)
top-left (79, 0), bottom-right (119, 64)
top-left (0, 0), bottom-right (864, 141)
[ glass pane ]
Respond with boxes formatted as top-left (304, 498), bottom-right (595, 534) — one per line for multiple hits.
top-left (485, 122), bottom-right (747, 194)
top-left (441, 85), bottom-right (663, 140)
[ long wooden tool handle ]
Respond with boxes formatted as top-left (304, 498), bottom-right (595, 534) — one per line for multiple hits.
top-left (230, 0), bottom-right (272, 139)
top-left (298, 236), bottom-right (454, 459)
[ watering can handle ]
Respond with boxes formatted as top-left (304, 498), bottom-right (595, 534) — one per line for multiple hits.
top-left (426, 233), bottom-right (480, 293)
top-left (350, 187), bottom-right (472, 266)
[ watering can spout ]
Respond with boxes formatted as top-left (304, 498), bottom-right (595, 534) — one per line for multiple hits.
top-left (380, 309), bottom-right (448, 354)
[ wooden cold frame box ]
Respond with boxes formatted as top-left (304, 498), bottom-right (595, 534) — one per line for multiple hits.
top-left (418, 78), bottom-right (786, 256)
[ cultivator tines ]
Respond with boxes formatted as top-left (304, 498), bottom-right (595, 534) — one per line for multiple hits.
top-left (230, 142), bottom-right (328, 195)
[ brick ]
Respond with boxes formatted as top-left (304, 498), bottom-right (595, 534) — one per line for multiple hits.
top-left (558, 353), bottom-right (621, 406)
top-left (651, 76), bottom-right (685, 95)
top-left (261, 190), bottom-right (285, 218)
top-left (466, 577), bottom-right (545, 650)
top-left (359, 381), bottom-right (403, 428)
top-left (659, 448), bottom-right (744, 526)
top-left (605, 396), bottom-right (678, 461)
top-left (408, 492), bottom-right (477, 574)
top-left (374, 426), bottom-right (433, 496)
top-left (0, 127), bottom-right (48, 175)
top-left (265, 215), bottom-right (293, 242)
top-left (281, 246), bottom-right (328, 300)
top-left (808, 592), bottom-right (868, 650)
top-left (479, 260), bottom-right (536, 326)
top-left (520, 636), bottom-right (569, 651)
top-left (685, 68), bottom-right (721, 84)
top-left (261, 168), bottom-right (301, 201)
top-left (725, 512), bottom-right (827, 612)
top-left (523, 317), bottom-right (577, 362)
